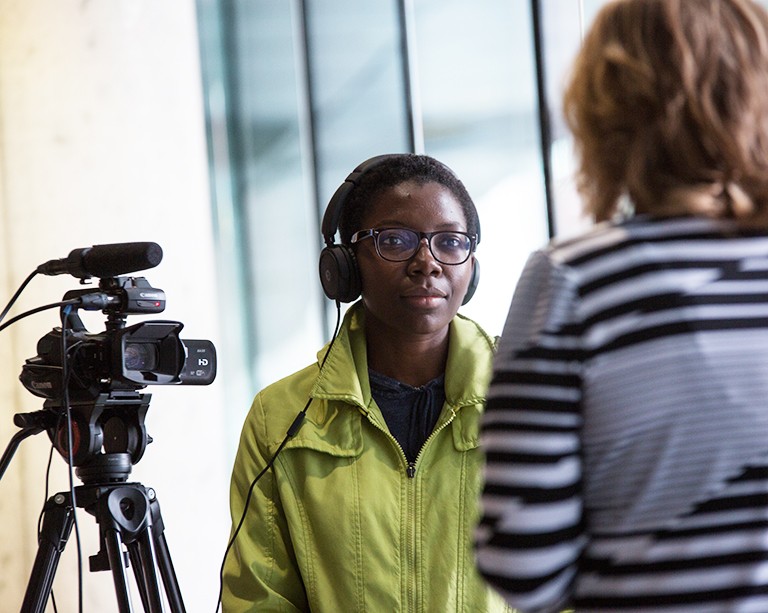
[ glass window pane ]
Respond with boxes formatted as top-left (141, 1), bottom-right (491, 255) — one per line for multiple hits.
top-left (306, 0), bottom-right (412, 205)
top-left (232, 1), bottom-right (324, 387)
top-left (413, 0), bottom-right (549, 335)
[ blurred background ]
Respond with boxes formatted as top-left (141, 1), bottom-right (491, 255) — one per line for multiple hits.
top-left (0, 0), bottom-right (636, 610)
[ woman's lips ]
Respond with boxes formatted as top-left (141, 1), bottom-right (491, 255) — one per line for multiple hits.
top-left (401, 289), bottom-right (447, 307)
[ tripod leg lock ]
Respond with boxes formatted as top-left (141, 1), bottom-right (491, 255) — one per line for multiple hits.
top-left (39, 493), bottom-right (75, 552)
top-left (100, 486), bottom-right (153, 542)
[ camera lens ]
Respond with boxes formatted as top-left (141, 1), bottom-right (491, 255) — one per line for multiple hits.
top-left (123, 342), bottom-right (158, 371)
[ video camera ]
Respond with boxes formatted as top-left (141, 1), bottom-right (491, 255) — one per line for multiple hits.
top-left (3, 241), bottom-right (216, 472)
top-left (20, 275), bottom-right (216, 402)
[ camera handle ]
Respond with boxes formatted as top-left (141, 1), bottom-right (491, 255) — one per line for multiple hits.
top-left (0, 411), bottom-right (48, 483)
top-left (21, 453), bottom-right (185, 613)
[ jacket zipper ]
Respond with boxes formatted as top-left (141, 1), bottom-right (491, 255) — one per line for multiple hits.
top-left (361, 405), bottom-right (459, 478)
top-left (407, 409), bottom-right (457, 477)
top-left (363, 405), bottom-right (461, 611)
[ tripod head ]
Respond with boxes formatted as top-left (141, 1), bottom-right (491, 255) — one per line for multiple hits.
top-left (14, 391), bottom-right (153, 483)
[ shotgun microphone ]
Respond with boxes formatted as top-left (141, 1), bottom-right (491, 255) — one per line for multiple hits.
top-left (36, 242), bottom-right (163, 279)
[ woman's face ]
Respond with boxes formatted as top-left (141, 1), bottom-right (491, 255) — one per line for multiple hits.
top-left (356, 180), bottom-right (474, 339)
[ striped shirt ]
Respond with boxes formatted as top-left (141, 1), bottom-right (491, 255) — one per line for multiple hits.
top-left (476, 215), bottom-right (768, 612)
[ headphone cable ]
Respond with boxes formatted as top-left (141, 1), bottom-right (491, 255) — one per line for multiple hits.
top-left (215, 300), bottom-right (342, 612)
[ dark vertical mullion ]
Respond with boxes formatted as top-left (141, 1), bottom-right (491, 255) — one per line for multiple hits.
top-left (530, 0), bottom-right (556, 238)
top-left (219, 0), bottom-right (259, 368)
top-left (397, 0), bottom-right (423, 154)
top-left (296, 0), bottom-right (330, 336)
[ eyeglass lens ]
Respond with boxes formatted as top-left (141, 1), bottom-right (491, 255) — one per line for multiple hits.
top-left (376, 228), bottom-right (471, 264)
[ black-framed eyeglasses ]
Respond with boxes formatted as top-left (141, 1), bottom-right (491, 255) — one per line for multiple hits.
top-left (350, 227), bottom-right (477, 265)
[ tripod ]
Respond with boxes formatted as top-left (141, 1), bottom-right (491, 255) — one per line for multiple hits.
top-left (0, 395), bottom-right (186, 613)
top-left (22, 453), bottom-right (185, 613)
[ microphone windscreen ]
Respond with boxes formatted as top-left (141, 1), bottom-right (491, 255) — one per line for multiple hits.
top-left (81, 242), bottom-right (163, 278)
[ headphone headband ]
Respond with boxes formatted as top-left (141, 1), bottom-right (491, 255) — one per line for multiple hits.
top-left (321, 154), bottom-right (402, 247)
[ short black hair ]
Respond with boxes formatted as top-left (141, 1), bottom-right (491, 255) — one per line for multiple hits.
top-left (336, 153), bottom-right (480, 245)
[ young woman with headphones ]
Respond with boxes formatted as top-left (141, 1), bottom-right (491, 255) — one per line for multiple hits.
top-left (220, 153), bottom-right (512, 612)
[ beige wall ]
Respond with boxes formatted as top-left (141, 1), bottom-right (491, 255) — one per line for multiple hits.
top-left (0, 0), bottom-right (231, 609)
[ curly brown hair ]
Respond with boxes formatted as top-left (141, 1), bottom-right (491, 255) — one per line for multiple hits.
top-left (563, 0), bottom-right (768, 224)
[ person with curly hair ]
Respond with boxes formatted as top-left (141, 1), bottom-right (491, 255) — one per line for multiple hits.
top-left (476, 1), bottom-right (768, 611)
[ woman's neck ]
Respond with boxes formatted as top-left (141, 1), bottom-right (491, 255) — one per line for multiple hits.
top-left (365, 326), bottom-right (449, 387)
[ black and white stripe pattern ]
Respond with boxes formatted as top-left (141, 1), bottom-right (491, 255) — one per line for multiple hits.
top-left (476, 216), bottom-right (768, 612)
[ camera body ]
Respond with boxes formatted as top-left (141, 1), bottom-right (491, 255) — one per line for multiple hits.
top-left (21, 321), bottom-right (216, 402)
top-left (19, 276), bottom-right (216, 402)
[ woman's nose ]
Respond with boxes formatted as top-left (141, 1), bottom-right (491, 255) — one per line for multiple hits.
top-left (409, 238), bottom-right (442, 273)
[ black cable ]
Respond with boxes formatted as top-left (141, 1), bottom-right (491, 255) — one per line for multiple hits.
top-left (0, 270), bottom-right (38, 324)
top-left (214, 300), bottom-right (343, 612)
top-left (59, 305), bottom-right (85, 613)
top-left (0, 299), bottom-right (80, 334)
top-left (37, 432), bottom-right (59, 612)
top-left (38, 444), bottom-right (56, 535)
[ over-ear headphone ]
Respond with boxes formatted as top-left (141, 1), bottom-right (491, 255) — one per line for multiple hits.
top-left (318, 154), bottom-right (480, 305)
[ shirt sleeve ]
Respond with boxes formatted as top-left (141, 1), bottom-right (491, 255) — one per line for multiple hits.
top-left (221, 393), bottom-right (308, 613)
top-left (475, 249), bottom-right (586, 613)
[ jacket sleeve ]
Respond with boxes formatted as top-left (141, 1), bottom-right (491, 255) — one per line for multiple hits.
top-left (475, 249), bottom-right (585, 613)
top-left (221, 393), bottom-right (308, 612)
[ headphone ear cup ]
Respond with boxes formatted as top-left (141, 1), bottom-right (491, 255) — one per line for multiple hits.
top-left (319, 244), bottom-right (361, 303)
top-left (461, 258), bottom-right (480, 306)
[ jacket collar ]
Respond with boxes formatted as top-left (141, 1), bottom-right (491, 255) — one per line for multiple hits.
top-left (311, 303), bottom-right (495, 404)
top-left (280, 302), bottom-right (495, 455)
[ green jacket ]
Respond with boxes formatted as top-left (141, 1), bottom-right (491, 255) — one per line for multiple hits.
top-left (222, 303), bottom-right (512, 612)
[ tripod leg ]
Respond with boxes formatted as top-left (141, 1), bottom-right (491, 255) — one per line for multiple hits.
top-left (153, 532), bottom-right (185, 613)
top-left (148, 491), bottom-right (186, 613)
top-left (126, 541), bottom-right (152, 612)
top-left (128, 528), bottom-right (165, 613)
top-left (124, 488), bottom-right (187, 613)
top-left (103, 526), bottom-right (135, 613)
top-left (21, 492), bottom-right (75, 613)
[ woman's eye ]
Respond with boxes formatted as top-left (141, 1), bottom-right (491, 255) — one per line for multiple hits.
top-left (436, 234), bottom-right (464, 250)
top-left (380, 230), bottom-right (413, 248)
top-left (381, 235), bottom-right (404, 247)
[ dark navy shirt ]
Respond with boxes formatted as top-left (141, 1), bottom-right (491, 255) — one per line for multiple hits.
top-left (369, 369), bottom-right (446, 463)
